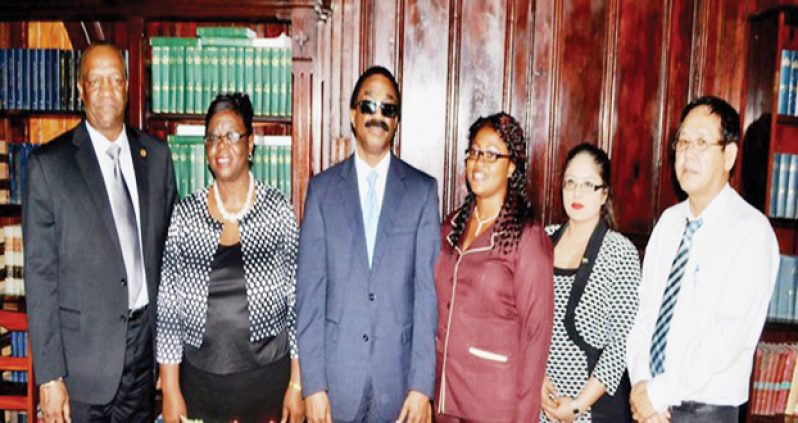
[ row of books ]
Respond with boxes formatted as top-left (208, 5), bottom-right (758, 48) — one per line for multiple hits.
top-left (170, 126), bottom-right (292, 199)
top-left (0, 142), bottom-right (38, 206)
top-left (0, 48), bottom-right (84, 112)
top-left (770, 255), bottom-right (798, 322)
top-left (778, 49), bottom-right (798, 116)
top-left (769, 153), bottom-right (798, 219)
top-left (2, 411), bottom-right (28, 423)
top-left (1, 331), bottom-right (27, 383)
top-left (752, 343), bottom-right (798, 416)
top-left (1, 224), bottom-right (24, 298)
top-left (150, 27), bottom-right (292, 117)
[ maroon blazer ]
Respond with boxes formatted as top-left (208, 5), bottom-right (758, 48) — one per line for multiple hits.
top-left (434, 213), bottom-right (554, 422)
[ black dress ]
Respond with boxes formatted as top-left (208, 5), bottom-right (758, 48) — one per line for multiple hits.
top-left (180, 243), bottom-right (291, 423)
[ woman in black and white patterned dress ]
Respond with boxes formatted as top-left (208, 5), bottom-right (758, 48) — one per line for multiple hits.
top-left (540, 143), bottom-right (641, 423)
top-left (156, 93), bottom-right (304, 423)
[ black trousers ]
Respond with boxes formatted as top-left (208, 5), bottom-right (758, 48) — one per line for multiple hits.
top-left (670, 402), bottom-right (739, 423)
top-left (70, 307), bottom-right (155, 423)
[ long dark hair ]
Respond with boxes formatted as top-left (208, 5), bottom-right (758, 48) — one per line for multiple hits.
top-left (449, 112), bottom-right (533, 252)
top-left (562, 143), bottom-right (617, 229)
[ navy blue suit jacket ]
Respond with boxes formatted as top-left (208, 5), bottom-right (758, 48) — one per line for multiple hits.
top-left (296, 154), bottom-right (440, 421)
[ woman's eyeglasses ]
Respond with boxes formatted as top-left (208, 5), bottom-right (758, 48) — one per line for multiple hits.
top-left (204, 131), bottom-right (248, 147)
top-left (563, 178), bottom-right (606, 192)
top-left (357, 99), bottom-right (400, 119)
top-left (464, 148), bottom-right (512, 163)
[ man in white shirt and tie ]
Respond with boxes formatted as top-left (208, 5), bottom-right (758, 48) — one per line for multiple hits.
top-left (627, 96), bottom-right (779, 422)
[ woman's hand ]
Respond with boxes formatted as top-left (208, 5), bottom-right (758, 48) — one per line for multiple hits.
top-left (541, 375), bottom-right (560, 421)
top-left (161, 387), bottom-right (188, 423)
top-left (541, 394), bottom-right (577, 423)
top-left (281, 382), bottom-right (305, 423)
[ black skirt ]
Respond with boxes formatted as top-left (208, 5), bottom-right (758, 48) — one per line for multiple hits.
top-left (180, 353), bottom-right (291, 423)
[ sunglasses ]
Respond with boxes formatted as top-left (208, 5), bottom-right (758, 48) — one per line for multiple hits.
top-left (357, 99), bottom-right (400, 119)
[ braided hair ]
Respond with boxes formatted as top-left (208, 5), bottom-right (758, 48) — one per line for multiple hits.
top-left (449, 112), bottom-right (533, 253)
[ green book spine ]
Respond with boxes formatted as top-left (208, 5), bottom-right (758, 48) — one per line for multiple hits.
top-left (176, 45), bottom-right (185, 114)
top-left (246, 47), bottom-right (257, 111)
top-left (219, 47), bottom-right (228, 96)
top-left (260, 48), bottom-right (269, 116)
top-left (235, 47), bottom-right (245, 95)
top-left (151, 45), bottom-right (162, 113)
top-left (283, 145), bottom-right (291, 197)
top-left (161, 45), bottom-right (170, 114)
top-left (193, 46), bottom-right (203, 114)
top-left (253, 144), bottom-right (263, 183)
top-left (281, 47), bottom-right (291, 117)
top-left (185, 46), bottom-right (195, 115)
top-left (197, 27), bottom-right (256, 39)
top-left (252, 48), bottom-right (263, 116)
top-left (168, 140), bottom-right (183, 198)
top-left (269, 48), bottom-right (279, 116)
top-left (168, 45), bottom-right (178, 113)
top-left (201, 47), bottom-right (211, 107)
top-left (269, 145), bottom-right (277, 188)
top-left (190, 142), bottom-right (203, 195)
top-left (209, 46), bottom-right (220, 100)
top-left (181, 142), bottom-right (191, 198)
top-left (226, 47), bottom-right (236, 94)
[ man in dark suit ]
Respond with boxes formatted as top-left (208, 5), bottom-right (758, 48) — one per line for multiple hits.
top-left (296, 66), bottom-right (440, 423)
top-left (23, 42), bottom-right (177, 422)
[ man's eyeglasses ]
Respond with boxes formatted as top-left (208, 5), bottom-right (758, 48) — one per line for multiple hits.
top-left (357, 99), bottom-right (400, 119)
top-left (563, 178), bottom-right (606, 192)
top-left (464, 148), bottom-right (512, 163)
top-left (204, 131), bottom-right (248, 147)
top-left (671, 138), bottom-right (724, 152)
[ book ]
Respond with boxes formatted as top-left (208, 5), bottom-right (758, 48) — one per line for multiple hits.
top-left (197, 26), bottom-right (256, 39)
top-left (792, 51), bottom-right (798, 116)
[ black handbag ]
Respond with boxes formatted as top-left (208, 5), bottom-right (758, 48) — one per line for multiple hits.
top-left (550, 221), bottom-right (632, 422)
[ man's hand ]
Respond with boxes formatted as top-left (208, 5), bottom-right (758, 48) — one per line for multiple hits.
top-left (161, 387), bottom-right (187, 423)
top-left (40, 379), bottom-right (70, 423)
top-left (630, 381), bottom-right (670, 422)
top-left (396, 390), bottom-right (431, 423)
top-left (304, 391), bottom-right (332, 423)
top-left (281, 383), bottom-right (305, 423)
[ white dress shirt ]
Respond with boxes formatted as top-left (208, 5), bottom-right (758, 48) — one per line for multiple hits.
top-left (627, 183), bottom-right (778, 411)
top-left (354, 151), bottom-right (391, 219)
top-left (86, 122), bottom-right (149, 310)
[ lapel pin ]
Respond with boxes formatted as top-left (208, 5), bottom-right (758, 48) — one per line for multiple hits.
top-left (581, 257), bottom-right (589, 264)
top-left (140, 148), bottom-right (147, 158)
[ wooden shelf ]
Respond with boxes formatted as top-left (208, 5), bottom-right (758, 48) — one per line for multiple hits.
top-left (147, 112), bottom-right (292, 124)
top-left (0, 395), bottom-right (26, 411)
top-left (0, 110), bottom-right (82, 118)
top-left (0, 357), bottom-right (29, 372)
top-left (778, 115), bottom-right (798, 126)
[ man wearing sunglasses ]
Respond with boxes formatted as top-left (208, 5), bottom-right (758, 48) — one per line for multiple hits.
top-left (296, 66), bottom-right (440, 423)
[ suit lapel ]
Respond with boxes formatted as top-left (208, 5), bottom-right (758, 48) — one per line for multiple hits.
top-left (338, 156), bottom-right (370, 272)
top-left (370, 155), bottom-right (405, 272)
top-left (72, 122), bottom-right (125, 262)
top-left (128, 129), bottom-right (150, 262)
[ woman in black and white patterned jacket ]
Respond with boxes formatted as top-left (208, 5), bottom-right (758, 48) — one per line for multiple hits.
top-left (156, 93), bottom-right (304, 423)
top-left (541, 143), bottom-right (641, 423)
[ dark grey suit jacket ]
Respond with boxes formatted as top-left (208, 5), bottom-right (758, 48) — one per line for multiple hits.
top-left (296, 154), bottom-right (440, 421)
top-left (22, 121), bottom-right (177, 404)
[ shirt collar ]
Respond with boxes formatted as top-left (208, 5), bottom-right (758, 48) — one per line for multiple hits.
top-left (86, 121), bottom-right (129, 156)
top-left (354, 150), bottom-right (391, 179)
top-left (684, 182), bottom-right (732, 224)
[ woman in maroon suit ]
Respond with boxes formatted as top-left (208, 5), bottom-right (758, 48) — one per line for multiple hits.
top-left (434, 112), bottom-right (554, 422)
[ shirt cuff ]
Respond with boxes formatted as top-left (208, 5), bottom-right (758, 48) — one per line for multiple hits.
top-left (647, 375), bottom-right (678, 412)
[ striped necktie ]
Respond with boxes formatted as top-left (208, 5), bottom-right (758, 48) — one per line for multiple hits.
top-left (649, 217), bottom-right (703, 376)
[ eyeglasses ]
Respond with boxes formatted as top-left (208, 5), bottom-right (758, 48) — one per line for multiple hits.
top-left (464, 148), bottom-right (512, 163)
top-left (671, 138), bottom-right (724, 152)
top-left (204, 131), bottom-right (249, 147)
top-left (563, 178), bottom-right (606, 192)
top-left (357, 99), bottom-right (400, 119)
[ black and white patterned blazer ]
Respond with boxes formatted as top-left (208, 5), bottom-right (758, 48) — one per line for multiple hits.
top-left (156, 181), bottom-right (298, 364)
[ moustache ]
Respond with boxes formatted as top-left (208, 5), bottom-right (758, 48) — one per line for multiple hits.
top-left (365, 120), bottom-right (389, 132)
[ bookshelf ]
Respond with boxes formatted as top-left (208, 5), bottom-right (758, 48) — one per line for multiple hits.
top-left (742, 6), bottom-right (798, 422)
top-left (0, 1), bottom-right (329, 419)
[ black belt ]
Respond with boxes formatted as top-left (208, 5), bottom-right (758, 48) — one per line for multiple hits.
top-left (128, 305), bottom-right (148, 320)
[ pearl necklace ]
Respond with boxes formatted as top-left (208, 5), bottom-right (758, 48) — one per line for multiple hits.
top-left (474, 207), bottom-right (500, 235)
top-left (213, 171), bottom-right (255, 223)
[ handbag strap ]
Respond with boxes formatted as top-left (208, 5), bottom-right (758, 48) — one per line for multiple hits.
top-left (550, 220), bottom-right (609, 374)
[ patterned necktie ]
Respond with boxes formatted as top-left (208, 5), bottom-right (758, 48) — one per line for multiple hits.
top-left (106, 145), bottom-right (144, 309)
top-left (364, 170), bottom-right (379, 268)
top-left (649, 217), bottom-right (703, 376)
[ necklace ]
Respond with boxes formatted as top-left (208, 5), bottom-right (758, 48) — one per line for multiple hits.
top-left (474, 207), bottom-right (500, 235)
top-left (213, 171), bottom-right (255, 223)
